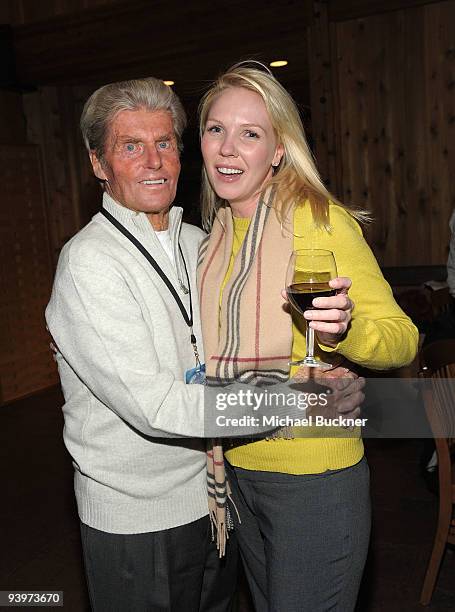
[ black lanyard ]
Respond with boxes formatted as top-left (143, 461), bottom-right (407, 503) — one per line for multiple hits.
top-left (100, 208), bottom-right (201, 366)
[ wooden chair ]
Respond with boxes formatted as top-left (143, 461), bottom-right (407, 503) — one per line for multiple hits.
top-left (420, 339), bottom-right (455, 605)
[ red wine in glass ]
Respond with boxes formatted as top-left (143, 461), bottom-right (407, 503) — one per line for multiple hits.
top-left (287, 281), bottom-right (336, 315)
top-left (285, 250), bottom-right (337, 368)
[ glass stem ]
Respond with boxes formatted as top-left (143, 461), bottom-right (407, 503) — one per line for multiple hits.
top-left (306, 323), bottom-right (315, 359)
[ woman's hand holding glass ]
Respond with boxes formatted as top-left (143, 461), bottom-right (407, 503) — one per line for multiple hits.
top-left (304, 276), bottom-right (354, 348)
top-left (285, 249), bottom-right (353, 367)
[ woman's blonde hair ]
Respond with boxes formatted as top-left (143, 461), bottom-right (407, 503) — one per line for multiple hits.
top-left (199, 61), bottom-right (367, 231)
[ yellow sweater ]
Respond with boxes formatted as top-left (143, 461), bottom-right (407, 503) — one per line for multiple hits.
top-left (224, 202), bottom-right (418, 474)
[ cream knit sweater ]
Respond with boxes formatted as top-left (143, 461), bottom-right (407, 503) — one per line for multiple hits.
top-left (46, 194), bottom-right (210, 534)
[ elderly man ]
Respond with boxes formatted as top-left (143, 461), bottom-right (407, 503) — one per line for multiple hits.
top-left (45, 78), bottom-right (237, 611)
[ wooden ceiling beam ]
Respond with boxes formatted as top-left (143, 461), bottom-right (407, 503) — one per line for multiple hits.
top-left (327, 0), bottom-right (443, 22)
top-left (13, 0), bottom-right (312, 87)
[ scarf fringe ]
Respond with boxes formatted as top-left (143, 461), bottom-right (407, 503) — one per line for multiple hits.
top-left (209, 489), bottom-right (241, 558)
top-left (209, 507), bottom-right (228, 558)
top-left (227, 490), bottom-right (241, 526)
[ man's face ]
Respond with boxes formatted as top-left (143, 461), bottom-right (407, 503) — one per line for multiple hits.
top-left (90, 108), bottom-right (181, 229)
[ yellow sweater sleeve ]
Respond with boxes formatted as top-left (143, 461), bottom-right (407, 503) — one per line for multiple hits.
top-left (294, 202), bottom-right (419, 370)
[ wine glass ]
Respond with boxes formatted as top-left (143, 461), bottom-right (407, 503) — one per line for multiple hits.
top-left (286, 249), bottom-right (337, 368)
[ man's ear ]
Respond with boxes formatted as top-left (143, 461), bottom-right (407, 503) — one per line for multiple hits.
top-left (89, 151), bottom-right (108, 181)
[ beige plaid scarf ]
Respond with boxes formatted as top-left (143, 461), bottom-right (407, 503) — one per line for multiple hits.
top-left (197, 189), bottom-right (293, 555)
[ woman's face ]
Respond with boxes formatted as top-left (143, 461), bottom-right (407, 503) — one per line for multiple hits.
top-left (201, 87), bottom-right (283, 217)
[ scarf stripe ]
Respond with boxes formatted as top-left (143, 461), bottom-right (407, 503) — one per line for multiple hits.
top-left (218, 197), bottom-right (271, 381)
top-left (197, 235), bottom-right (210, 267)
top-left (255, 240), bottom-right (263, 362)
top-left (199, 232), bottom-right (224, 306)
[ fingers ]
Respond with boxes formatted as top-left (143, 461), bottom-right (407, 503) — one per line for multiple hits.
top-left (316, 374), bottom-right (365, 394)
top-left (309, 365), bottom-right (352, 379)
top-left (321, 366), bottom-right (357, 380)
top-left (307, 317), bottom-right (350, 339)
top-left (283, 278), bottom-right (354, 349)
top-left (305, 308), bottom-right (350, 323)
top-left (324, 377), bottom-right (365, 402)
top-left (292, 365), bottom-right (311, 382)
top-left (328, 277), bottom-right (352, 293)
top-left (305, 297), bottom-right (354, 345)
top-left (339, 406), bottom-right (362, 419)
top-left (336, 390), bottom-right (365, 414)
top-left (292, 365), bottom-right (358, 382)
top-left (329, 377), bottom-right (365, 417)
top-left (311, 293), bottom-right (353, 311)
top-left (309, 320), bottom-right (350, 337)
top-left (306, 277), bottom-right (353, 326)
top-left (304, 283), bottom-right (354, 343)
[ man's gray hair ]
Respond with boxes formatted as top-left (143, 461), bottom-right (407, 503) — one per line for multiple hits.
top-left (80, 77), bottom-right (187, 157)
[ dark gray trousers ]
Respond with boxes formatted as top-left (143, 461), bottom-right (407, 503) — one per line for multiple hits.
top-left (80, 515), bottom-right (238, 612)
top-left (226, 457), bottom-right (371, 612)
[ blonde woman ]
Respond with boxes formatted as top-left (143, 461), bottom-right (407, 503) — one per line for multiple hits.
top-left (197, 63), bottom-right (418, 611)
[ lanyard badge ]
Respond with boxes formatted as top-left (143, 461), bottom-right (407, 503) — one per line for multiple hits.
top-left (185, 363), bottom-right (206, 384)
top-left (186, 332), bottom-right (206, 384)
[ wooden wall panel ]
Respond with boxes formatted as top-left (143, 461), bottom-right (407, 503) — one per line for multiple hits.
top-left (424, 1), bottom-right (455, 263)
top-left (71, 85), bottom-right (106, 224)
top-left (23, 88), bottom-right (80, 264)
top-left (0, 145), bottom-right (58, 403)
top-left (328, 0), bottom-right (442, 21)
top-left (23, 85), bottom-right (99, 263)
top-left (320, 0), bottom-right (455, 266)
top-left (334, 11), bottom-right (414, 264)
top-left (307, 0), bottom-right (342, 192)
top-left (0, 92), bottom-right (27, 142)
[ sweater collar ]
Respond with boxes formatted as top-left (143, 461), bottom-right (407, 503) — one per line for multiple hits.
top-left (101, 192), bottom-right (183, 235)
top-left (100, 193), bottom-right (188, 293)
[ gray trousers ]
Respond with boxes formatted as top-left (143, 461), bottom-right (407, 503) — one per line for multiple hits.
top-left (80, 515), bottom-right (238, 612)
top-left (226, 457), bottom-right (371, 612)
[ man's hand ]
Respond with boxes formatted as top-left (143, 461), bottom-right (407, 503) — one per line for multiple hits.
top-left (291, 365), bottom-right (365, 423)
top-left (292, 364), bottom-right (356, 383)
